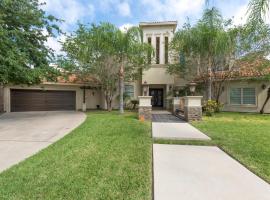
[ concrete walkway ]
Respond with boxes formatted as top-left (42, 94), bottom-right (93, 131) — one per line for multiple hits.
top-left (152, 112), bottom-right (270, 200)
top-left (0, 111), bottom-right (86, 172)
top-left (152, 122), bottom-right (210, 140)
top-left (152, 112), bottom-right (210, 140)
top-left (153, 144), bottom-right (270, 200)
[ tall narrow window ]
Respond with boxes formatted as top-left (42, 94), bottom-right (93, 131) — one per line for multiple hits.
top-left (148, 37), bottom-right (152, 64)
top-left (165, 37), bottom-right (169, 64)
top-left (156, 37), bottom-right (160, 64)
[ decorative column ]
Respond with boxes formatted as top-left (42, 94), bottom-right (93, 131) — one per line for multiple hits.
top-left (138, 96), bottom-right (152, 121)
top-left (184, 96), bottom-right (203, 122)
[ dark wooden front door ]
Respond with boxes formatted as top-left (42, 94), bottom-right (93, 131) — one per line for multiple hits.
top-left (11, 89), bottom-right (76, 112)
top-left (149, 89), bottom-right (163, 107)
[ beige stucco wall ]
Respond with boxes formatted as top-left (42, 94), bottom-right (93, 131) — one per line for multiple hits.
top-left (174, 76), bottom-right (188, 87)
top-left (141, 23), bottom-right (179, 87)
top-left (142, 66), bottom-right (174, 85)
top-left (219, 81), bottom-right (270, 113)
top-left (3, 83), bottom-right (103, 112)
top-left (85, 89), bottom-right (102, 109)
top-left (142, 25), bottom-right (175, 65)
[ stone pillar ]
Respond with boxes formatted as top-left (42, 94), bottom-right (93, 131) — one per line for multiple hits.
top-left (138, 96), bottom-right (152, 121)
top-left (184, 96), bottom-right (203, 122)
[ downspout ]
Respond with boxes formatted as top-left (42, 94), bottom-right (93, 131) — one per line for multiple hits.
top-left (260, 88), bottom-right (270, 114)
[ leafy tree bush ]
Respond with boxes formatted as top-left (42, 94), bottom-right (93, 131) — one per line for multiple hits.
top-left (203, 100), bottom-right (223, 116)
top-left (0, 0), bottom-right (60, 85)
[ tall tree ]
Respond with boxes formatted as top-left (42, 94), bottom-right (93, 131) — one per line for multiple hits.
top-left (61, 23), bottom-right (153, 112)
top-left (61, 23), bottom-right (119, 111)
top-left (169, 7), bottom-right (270, 102)
top-left (0, 0), bottom-right (60, 85)
top-left (169, 8), bottom-right (235, 100)
top-left (115, 27), bottom-right (153, 113)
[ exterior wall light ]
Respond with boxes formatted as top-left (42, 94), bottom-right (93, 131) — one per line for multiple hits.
top-left (262, 84), bottom-right (267, 90)
top-left (188, 82), bottom-right (197, 96)
top-left (142, 81), bottom-right (148, 96)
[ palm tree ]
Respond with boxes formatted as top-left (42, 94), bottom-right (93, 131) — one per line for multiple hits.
top-left (206, 0), bottom-right (269, 24)
top-left (248, 0), bottom-right (270, 24)
top-left (116, 27), bottom-right (153, 113)
top-left (170, 7), bottom-right (236, 100)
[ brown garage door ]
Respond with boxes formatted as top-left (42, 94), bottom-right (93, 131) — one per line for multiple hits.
top-left (11, 89), bottom-right (76, 112)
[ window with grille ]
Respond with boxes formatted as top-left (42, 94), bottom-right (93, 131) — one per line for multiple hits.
top-left (230, 88), bottom-right (256, 105)
top-left (243, 88), bottom-right (256, 105)
top-left (156, 37), bottom-right (160, 64)
top-left (124, 85), bottom-right (134, 98)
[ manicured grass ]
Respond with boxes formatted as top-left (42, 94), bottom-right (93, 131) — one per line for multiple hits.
top-left (193, 112), bottom-right (270, 183)
top-left (0, 111), bottom-right (152, 200)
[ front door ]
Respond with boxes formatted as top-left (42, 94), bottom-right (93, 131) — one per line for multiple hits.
top-left (149, 89), bottom-right (163, 107)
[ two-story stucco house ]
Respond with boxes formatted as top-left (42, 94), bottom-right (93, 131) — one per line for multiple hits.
top-left (1, 21), bottom-right (187, 113)
top-left (1, 21), bottom-right (270, 113)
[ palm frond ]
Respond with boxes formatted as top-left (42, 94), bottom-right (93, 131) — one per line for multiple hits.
top-left (248, 0), bottom-right (270, 24)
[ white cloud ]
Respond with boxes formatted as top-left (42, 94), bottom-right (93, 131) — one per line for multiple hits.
top-left (46, 35), bottom-right (67, 55)
top-left (140, 0), bottom-right (204, 25)
top-left (40, 0), bottom-right (95, 31)
top-left (119, 23), bottom-right (135, 32)
top-left (232, 5), bottom-right (248, 25)
top-left (117, 2), bottom-right (131, 17)
top-left (40, 0), bottom-right (95, 55)
top-left (98, 0), bottom-right (132, 17)
top-left (42, 28), bottom-right (66, 55)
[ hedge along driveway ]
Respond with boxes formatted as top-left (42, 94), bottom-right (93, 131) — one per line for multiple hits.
top-left (0, 112), bottom-right (152, 200)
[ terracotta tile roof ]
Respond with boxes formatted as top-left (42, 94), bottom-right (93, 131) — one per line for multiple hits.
top-left (56, 74), bottom-right (100, 85)
top-left (233, 56), bottom-right (270, 78)
top-left (194, 56), bottom-right (270, 81)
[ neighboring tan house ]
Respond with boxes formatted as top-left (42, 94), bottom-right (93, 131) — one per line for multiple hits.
top-left (216, 58), bottom-right (270, 113)
top-left (2, 21), bottom-right (270, 113)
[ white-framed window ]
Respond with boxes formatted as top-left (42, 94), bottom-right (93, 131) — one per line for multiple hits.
top-left (124, 85), bottom-right (134, 98)
top-left (230, 87), bottom-right (256, 105)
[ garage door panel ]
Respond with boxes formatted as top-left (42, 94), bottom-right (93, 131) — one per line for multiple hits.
top-left (45, 91), bottom-right (76, 111)
top-left (11, 89), bottom-right (76, 112)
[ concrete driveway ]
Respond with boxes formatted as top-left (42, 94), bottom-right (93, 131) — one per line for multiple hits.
top-left (0, 111), bottom-right (86, 172)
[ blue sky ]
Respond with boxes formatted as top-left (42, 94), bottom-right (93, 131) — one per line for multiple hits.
top-left (41, 0), bottom-right (250, 54)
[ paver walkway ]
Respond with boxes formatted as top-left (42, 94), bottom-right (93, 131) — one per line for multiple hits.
top-left (152, 110), bottom-right (183, 123)
top-left (152, 111), bottom-right (270, 200)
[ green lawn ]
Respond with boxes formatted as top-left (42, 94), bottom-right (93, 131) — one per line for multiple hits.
top-left (192, 112), bottom-right (270, 183)
top-left (0, 112), bottom-right (152, 200)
